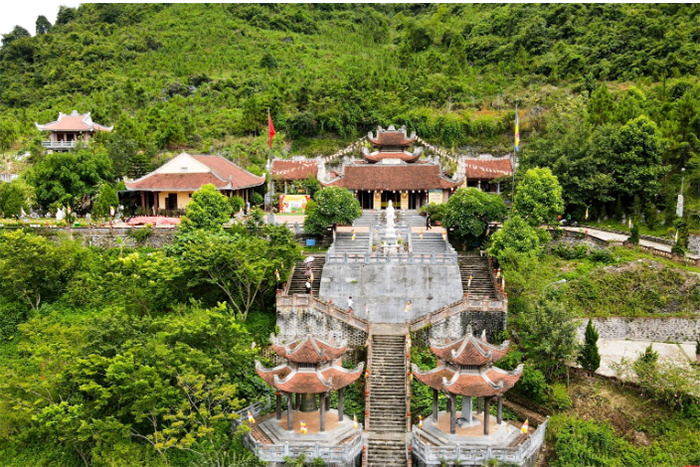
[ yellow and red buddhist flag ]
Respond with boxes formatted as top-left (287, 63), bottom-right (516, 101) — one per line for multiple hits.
top-left (275, 269), bottom-right (280, 281)
top-left (353, 414), bottom-right (358, 430)
top-left (514, 104), bottom-right (520, 152)
top-left (268, 109), bottom-right (276, 149)
top-left (405, 300), bottom-right (411, 314)
top-left (419, 230), bottom-right (423, 240)
top-left (300, 420), bottom-right (307, 434)
top-left (585, 207), bottom-right (589, 220)
top-left (418, 415), bottom-right (423, 428)
top-left (247, 410), bottom-right (255, 424)
top-left (521, 419), bottom-right (529, 434)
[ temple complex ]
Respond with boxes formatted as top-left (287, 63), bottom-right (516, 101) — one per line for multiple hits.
top-left (122, 152), bottom-right (264, 213)
top-left (248, 333), bottom-right (364, 465)
top-left (36, 110), bottom-right (113, 151)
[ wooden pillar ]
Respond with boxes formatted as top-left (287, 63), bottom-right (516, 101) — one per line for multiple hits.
top-left (449, 394), bottom-right (456, 435)
top-left (483, 397), bottom-right (491, 436)
top-left (497, 396), bottom-right (503, 424)
top-left (325, 392), bottom-right (330, 411)
top-left (477, 396), bottom-right (483, 414)
top-left (496, 183), bottom-right (501, 194)
top-left (286, 393), bottom-right (294, 431)
top-left (140, 192), bottom-right (145, 209)
top-left (319, 394), bottom-right (326, 432)
top-left (276, 392), bottom-right (282, 420)
top-left (462, 396), bottom-right (472, 422)
top-left (338, 388), bottom-right (344, 422)
top-left (432, 389), bottom-right (439, 422)
top-left (154, 191), bottom-right (159, 214)
top-left (294, 393), bottom-right (300, 410)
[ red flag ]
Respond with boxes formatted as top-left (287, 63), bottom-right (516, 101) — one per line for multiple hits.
top-left (268, 110), bottom-right (276, 149)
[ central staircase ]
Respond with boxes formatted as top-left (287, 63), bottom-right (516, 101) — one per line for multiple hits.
top-left (458, 253), bottom-right (498, 301)
top-left (332, 231), bottom-right (370, 255)
top-left (366, 327), bottom-right (408, 467)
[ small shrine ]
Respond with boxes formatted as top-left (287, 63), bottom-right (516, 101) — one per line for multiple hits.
top-left (36, 110), bottom-right (113, 151)
top-left (249, 333), bottom-right (364, 464)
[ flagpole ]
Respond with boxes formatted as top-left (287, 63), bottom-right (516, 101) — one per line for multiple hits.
top-left (267, 107), bottom-right (273, 212)
top-left (512, 104), bottom-right (517, 206)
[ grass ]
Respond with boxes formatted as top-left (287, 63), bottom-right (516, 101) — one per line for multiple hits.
top-left (583, 219), bottom-right (671, 240)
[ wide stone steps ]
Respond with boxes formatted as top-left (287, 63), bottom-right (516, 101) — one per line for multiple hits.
top-left (367, 438), bottom-right (406, 467)
top-left (287, 256), bottom-right (325, 296)
top-left (368, 334), bottom-right (407, 437)
top-left (332, 232), bottom-right (370, 255)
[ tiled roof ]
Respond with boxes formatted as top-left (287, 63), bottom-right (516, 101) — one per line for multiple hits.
top-left (271, 160), bottom-right (318, 181)
top-left (412, 364), bottom-right (523, 397)
top-left (124, 154), bottom-right (265, 191)
top-left (431, 328), bottom-right (510, 366)
top-left (322, 164), bottom-right (463, 191)
top-left (271, 334), bottom-right (348, 364)
top-left (255, 360), bottom-right (364, 394)
top-left (363, 150), bottom-right (421, 163)
top-left (35, 110), bottom-right (112, 132)
top-left (368, 125), bottom-right (417, 147)
top-left (465, 158), bottom-right (513, 180)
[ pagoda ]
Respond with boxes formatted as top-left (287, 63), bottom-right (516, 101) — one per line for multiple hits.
top-left (36, 110), bottom-right (113, 151)
top-left (255, 333), bottom-right (364, 433)
top-left (412, 325), bottom-right (523, 436)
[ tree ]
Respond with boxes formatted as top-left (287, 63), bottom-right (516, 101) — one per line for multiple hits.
top-left (588, 84), bottom-right (615, 126)
top-left (628, 223), bottom-right (640, 245)
top-left (518, 300), bottom-right (580, 381)
top-left (513, 167), bottom-right (564, 227)
top-left (1, 25), bottom-right (31, 47)
top-left (35, 15), bottom-right (52, 35)
top-left (488, 215), bottom-right (543, 262)
top-left (0, 178), bottom-right (31, 217)
top-left (92, 183), bottom-right (119, 217)
top-left (578, 319), bottom-right (601, 374)
top-left (25, 148), bottom-right (114, 212)
top-left (179, 184), bottom-right (232, 233)
top-left (0, 117), bottom-right (19, 156)
top-left (443, 187), bottom-right (507, 244)
top-left (304, 186), bottom-right (362, 235)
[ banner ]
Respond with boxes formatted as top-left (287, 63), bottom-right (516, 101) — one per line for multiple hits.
top-left (279, 195), bottom-right (310, 214)
top-left (428, 189), bottom-right (443, 205)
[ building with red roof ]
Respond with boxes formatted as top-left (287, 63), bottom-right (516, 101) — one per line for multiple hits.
top-left (463, 156), bottom-right (513, 193)
top-left (36, 110), bottom-right (113, 151)
top-left (123, 152), bottom-right (265, 213)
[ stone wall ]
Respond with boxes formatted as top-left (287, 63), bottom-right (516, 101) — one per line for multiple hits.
top-left (576, 317), bottom-right (700, 344)
top-left (549, 231), bottom-right (607, 250)
top-left (275, 306), bottom-right (368, 349)
top-left (9, 226), bottom-right (177, 249)
top-left (413, 309), bottom-right (507, 347)
top-left (319, 262), bottom-right (463, 323)
top-left (688, 233), bottom-right (700, 256)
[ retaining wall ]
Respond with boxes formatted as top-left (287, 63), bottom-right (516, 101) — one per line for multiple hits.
top-left (576, 317), bottom-right (700, 344)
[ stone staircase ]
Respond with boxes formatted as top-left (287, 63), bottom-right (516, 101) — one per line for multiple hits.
top-left (458, 253), bottom-right (498, 301)
top-left (411, 232), bottom-right (447, 255)
top-left (367, 329), bottom-right (408, 467)
top-left (286, 255), bottom-right (325, 296)
top-left (332, 232), bottom-right (369, 255)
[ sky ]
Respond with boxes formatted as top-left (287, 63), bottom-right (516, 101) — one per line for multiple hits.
top-left (1, 0), bottom-right (82, 36)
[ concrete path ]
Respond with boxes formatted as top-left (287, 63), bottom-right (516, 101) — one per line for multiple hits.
top-left (561, 226), bottom-right (672, 253)
top-left (595, 339), bottom-right (696, 378)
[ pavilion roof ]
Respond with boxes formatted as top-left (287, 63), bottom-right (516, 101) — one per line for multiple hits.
top-left (270, 334), bottom-right (348, 364)
top-left (35, 110), bottom-right (113, 132)
top-left (124, 153), bottom-right (265, 192)
top-left (321, 163), bottom-right (463, 191)
top-left (362, 147), bottom-right (422, 163)
top-left (271, 159), bottom-right (318, 181)
top-left (465, 158), bottom-right (512, 181)
top-left (430, 326), bottom-right (510, 366)
top-left (412, 363), bottom-right (523, 397)
top-left (368, 125), bottom-right (417, 147)
top-left (255, 359), bottom-right (364, 394)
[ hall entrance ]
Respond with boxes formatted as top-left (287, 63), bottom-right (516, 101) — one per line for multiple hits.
top-left (380, 191), bottom-right (401, 209)
top-left (357, 190), bottom-right (374, 209)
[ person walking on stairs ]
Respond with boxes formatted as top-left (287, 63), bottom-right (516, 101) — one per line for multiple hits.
top-left (426, 213), bottom-right (432, 230)
top-left (305, 280), bottom-right (311, 295)
top-left (347, 296), bottom-right (353, 313)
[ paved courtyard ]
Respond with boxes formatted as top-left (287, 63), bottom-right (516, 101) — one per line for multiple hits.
top-left (596, 339), bottom-right (696, 378)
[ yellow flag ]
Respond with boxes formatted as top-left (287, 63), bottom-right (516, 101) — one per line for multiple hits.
top-left (300, 420), bottom-right (307, 434)
top-left (247, 410), bottom-right (255, 424)
top-left (353, 414), bottom-right (358, 430)
top-left (521, 419), bottom-right (529, 434)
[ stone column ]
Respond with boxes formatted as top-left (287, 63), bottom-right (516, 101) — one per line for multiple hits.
top-left (449, 394), bottom-right (456, 435)
top-left (276, 392), bottom-right (282, 420)
top-left (432, 389), bottom-right (439, 422)
top-left (320, 393), bottom-right (326, 432)
top-left (338, 388), bottom-right (344, 422)
top-left (497, 183), bottom-right (501, 194)
top-left (286, 393), bottom-right (294, 431)
top-left (477, 396), bottom-right (483, 414)
top-left (462, 396), bottom-right (472, 422)
top-left (497, 396), bottom-right (503, 424)
top-left (483, 397), bottom-right (491, 436)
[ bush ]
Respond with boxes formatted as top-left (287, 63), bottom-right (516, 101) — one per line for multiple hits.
top-left (514, 364), bottom-right (547, 404)
top-left (251, 192), bottom-right (264, 207)
top-left (628, 224), bottom-right (640, 245)
top-left (590, 249), bottom-right (614, 264)
top-left (548, 383), bottom-right (572, 410)
top-left (552, 244), bottom-right (589, 259)
top-left (230, 195), bottom-right (245, 214)
top-left (420, 202), bottom-right (446, 222)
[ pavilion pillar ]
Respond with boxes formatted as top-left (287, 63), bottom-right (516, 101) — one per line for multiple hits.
top-left (483, 397), bottom-right (491, 436)
top-left (497, 183), bottom-right (501, 194)
top-left (320, 393), bottom-right (326, 432)
top-left (294, 393), bottom-right (301, 410)
top-left (276, 392), bottom-right (282, 420)
top-left (478, 180), bottom-right (481, 190)
top-left (477, 396), bottom-right (483, 414)
top-left (497, 396), bottom-right (503, 424)
top-left (338, 388), bottom-right (344, 422)
top-left (462, 396), bottom-right (472, 422)
top-left (286, 393), bottom-right (294, 431)
top-left (325, 393), bottom-right (330, 411)
top-left (154, 192), bottom-right (159, 215)
top-left (449, 394), bottom-right (456, 435)
top-left (432, 389), bottom-right (439, 422)
top-left (140, 192), bottom-right (145, 209)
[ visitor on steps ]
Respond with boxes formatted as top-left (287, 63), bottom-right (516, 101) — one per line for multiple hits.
top-left (305, 281), bottom-right (311, 294)
top-left (426, 213), bottom-right (432, 230)
top-left (347, 296), bottom-right (353, 313)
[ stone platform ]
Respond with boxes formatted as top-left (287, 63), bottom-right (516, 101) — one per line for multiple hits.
top-left (259, 409), bottom-right (360, 445)
top-left (417, 411), bottom-right (520, 447)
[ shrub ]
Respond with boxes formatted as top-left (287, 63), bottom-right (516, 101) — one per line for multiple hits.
top-left (628, 224), bottom-right (640, 245)
top-left (251, 192), bottom-right (264, 207)
top-left (514, 364), bottom-right (547, 404)
top-left (578, 319), bottom-right (601, 373)
top-left (548, 383), bottom-right (572, 410)
top-left (230, 195), bottom-right (245, 214)
top-left (589, 248), bottom-right (614, 264)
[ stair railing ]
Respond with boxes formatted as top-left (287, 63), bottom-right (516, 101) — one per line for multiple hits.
top-left (405, 320), bottom-right (412, 433)
top-left (364, 322), bottom-right (372, 432)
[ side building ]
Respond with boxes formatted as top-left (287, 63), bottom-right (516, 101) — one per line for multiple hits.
top-left (36, 110), bottom-right (113, 151)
